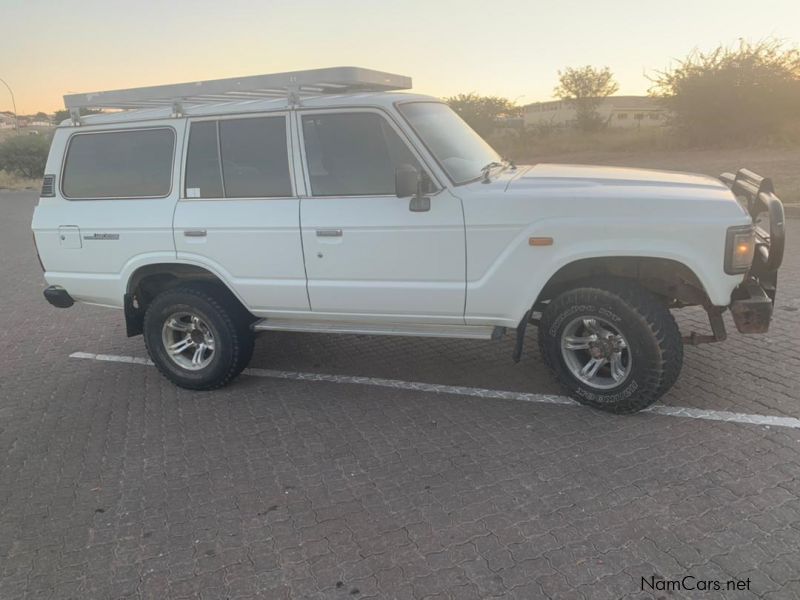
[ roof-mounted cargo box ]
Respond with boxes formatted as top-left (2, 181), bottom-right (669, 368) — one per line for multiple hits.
top-left (63, 66), bottom-right (412, 121)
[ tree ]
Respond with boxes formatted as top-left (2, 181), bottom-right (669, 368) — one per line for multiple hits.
top-left (445, 93), bottom-right (519, 137)
top-left (554, 66), bottom-right (619, 131)
top-left (0, 134), bottom-right (51, 178)
top-left (34, 111), bottom-right (49, 121)
top-left (649, 39), bottom-right (800, 145)
top-left (52, 107), bottom-right (101, 124)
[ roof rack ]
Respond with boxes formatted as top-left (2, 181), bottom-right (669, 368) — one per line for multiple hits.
top-left (63, 66), bottom-right (412, 120)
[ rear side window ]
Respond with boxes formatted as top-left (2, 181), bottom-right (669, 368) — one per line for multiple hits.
top-left (301, 112), bottom-right (422, 196)
top-left (62, 128), bottom-right (175, 199)
top-left (184, 116), bottom-right (292, 198)
top-left (184, 121), bottom-right (223, 198)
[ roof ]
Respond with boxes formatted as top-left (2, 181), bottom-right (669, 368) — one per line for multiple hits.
top-left (59, 91), bottom-right (440, 127)
top-left (601, 96), bottom-right (666, 110)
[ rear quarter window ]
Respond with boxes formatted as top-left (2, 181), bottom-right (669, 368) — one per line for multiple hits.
top-left (61, 128), bottom-right (175, 199)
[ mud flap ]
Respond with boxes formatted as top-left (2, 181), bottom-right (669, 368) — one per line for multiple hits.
top-left (124, 293), bottom-right (144, 337)
top-left (512, 309), bottom-right (533, 363)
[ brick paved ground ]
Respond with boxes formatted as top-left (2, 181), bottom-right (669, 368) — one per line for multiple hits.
top-left (2, 191), bottom-right (800, 599)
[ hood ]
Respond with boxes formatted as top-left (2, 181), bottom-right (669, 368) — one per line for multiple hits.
top-left (506, 163), bottom-right (728, 193)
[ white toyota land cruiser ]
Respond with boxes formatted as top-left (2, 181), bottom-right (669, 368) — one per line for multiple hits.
top-left (31, 67), bottom-right (786, 414)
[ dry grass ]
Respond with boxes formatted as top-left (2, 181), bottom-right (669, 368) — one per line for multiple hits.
top-left (0, 126), bottom-right (55, 141)
top-left (519, 146), bottom-right (800, 204)
top-left (0, 170), bottom-right (40, 191)
top-left (497, 127), bottom-right (681, 156)
top-left (0, 127), bottom-right (53, 190)
top-left (503, 128), bottom-right (800, 204)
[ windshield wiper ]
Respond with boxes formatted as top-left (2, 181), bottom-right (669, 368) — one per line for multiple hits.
top-left (480, 161), bottom-right (504, 183)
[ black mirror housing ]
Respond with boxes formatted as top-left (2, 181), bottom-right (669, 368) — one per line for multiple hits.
top-left (396, 165), bottom-right (431, 212)
top-left (395, 165), bottom-right (419, 198)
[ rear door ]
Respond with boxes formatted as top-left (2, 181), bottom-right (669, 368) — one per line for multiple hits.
top-left (297, 109), bottom-right (466, 323)
top-left (173, 113), bottom-right (309, 314)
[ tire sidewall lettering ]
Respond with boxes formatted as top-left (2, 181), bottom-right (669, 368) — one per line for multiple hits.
top-left (548, 304), bottom-right (597, 337)
top-left (537, 281), bottom-right (676, 413)
top-left (575, 379), bottom-right (640, 403)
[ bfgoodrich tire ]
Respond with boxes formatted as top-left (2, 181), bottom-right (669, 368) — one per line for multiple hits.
top-left (143, 285), bottom-right (253, 390)
top-left (537, 278), bottom-right (683, 414)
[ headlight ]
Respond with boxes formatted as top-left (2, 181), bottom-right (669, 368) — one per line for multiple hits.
top-left (725, 225), bottom-right (755, 274)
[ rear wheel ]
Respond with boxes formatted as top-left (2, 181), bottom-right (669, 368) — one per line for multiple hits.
top-left (144, 285), bottom-right (253, 390)
top-left (537, 279), bottom-right (683, 414)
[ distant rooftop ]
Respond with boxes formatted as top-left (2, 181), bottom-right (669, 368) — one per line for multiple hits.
top-left (524, 95), bottom-right (665, 110)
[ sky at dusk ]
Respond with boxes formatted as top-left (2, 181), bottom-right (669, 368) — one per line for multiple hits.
top-left (1, 0), bottom-right (798, 114)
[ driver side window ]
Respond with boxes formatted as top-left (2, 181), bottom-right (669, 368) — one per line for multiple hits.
top-left (301, 112), bottom-right (431, 196)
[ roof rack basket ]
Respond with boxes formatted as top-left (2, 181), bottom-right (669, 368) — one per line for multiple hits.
top-left (64, 66), bottom-right (412, 120)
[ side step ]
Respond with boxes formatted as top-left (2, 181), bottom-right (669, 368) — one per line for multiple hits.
top-left (252, 318), bottom-right (504, 340)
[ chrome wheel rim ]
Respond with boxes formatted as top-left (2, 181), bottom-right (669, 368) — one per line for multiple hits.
top-left (161, 311), bottom-right (216, 371)
top-left (560, 317), bottom-right (632, 390)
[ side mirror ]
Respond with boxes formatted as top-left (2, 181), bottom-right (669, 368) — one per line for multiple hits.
top-left (395, 165), bottom-right (431, 212)
top-left (395, 165), bottom-right (419, 198)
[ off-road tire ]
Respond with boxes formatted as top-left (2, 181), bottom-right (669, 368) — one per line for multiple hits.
top-left (537, 278), bottom-right (683, 414)
top-left (143, 285), bottom-right (253, 390)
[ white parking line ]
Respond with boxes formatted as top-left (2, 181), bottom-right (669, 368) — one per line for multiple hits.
top-left (70, 351), bottom-right (800, 430)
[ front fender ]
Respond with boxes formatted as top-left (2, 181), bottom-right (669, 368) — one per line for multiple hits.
top-left (464, 216), bottom-right (744, 326)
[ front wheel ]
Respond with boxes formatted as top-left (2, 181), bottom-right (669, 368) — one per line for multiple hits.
top-left (143, 285), bottom-right (254, 390)
top-left (537, 279), bottom-right (683, 414)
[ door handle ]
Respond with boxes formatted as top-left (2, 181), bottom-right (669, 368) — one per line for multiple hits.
top-left (316, 229), bottom-right (343, 237)
top-left (184, 229), bottom-right (207, 237)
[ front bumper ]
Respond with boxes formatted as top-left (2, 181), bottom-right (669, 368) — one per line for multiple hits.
top-left (720, 168), bottom-right (785, 335)
top-left (730, 282), bottom-right (772, 334)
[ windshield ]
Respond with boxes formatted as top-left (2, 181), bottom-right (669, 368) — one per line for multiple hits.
top-left (398, 102), bottom-right (502, 184)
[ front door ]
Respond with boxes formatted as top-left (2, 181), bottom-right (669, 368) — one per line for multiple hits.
top-left (297, 109), bottom-right (465, 323)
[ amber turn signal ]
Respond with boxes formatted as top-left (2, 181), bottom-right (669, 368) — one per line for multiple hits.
top-left (529, 237), bottom-right (554, 246)
top-left (724, 225), bottom-right (755, 274)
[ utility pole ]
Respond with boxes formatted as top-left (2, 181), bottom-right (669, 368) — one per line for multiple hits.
top-left (0, 77), bottom-right (19, 133)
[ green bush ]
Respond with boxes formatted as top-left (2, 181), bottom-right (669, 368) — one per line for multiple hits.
top-left (0, 134), bottom-right (51, 179)
top-left (650, 39), bottom-right (800, 146)
top-left (553, 66), bottom-right (619, 133)
top-left (445, 94), bottom-right (520, 138)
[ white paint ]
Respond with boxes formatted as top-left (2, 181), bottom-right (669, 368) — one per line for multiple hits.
top-left (69, 351), bottom-right (800, 431)
top-left (244, 366), bottom-right (575, 406)
top-left (297, 107), bottom-right (466, 321)
top-left (35, 94), bottom-right (749, 325)
top-left (173, 112), bottom-right (310, 314)
top-left (70, 351), bottom-right (152, 365)
top-left (32, 119), bottom-right (186, 308)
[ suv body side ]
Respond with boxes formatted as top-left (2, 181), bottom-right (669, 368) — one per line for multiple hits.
top-left (456, 167), bottom-right (750, 327)
top-left (33, 94), bottom-right (750, 330)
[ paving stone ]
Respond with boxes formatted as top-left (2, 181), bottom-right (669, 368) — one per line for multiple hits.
top-left (2, 192), bottom-right (800, 598)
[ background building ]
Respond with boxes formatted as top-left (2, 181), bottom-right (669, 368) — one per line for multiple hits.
top-left (0, 112), bottom-right (16, 129)
top-left (524, 96), bottom-right (669, 129)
